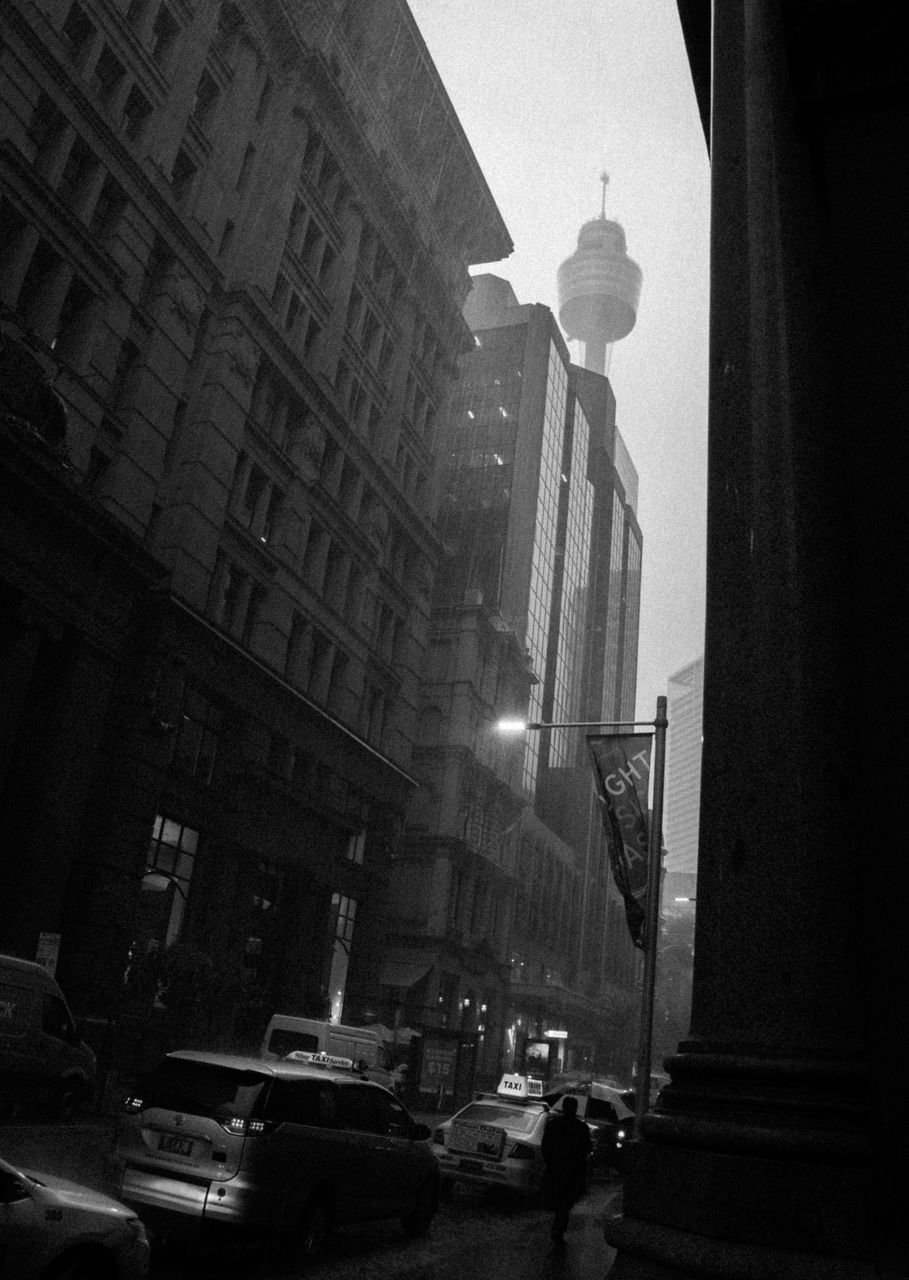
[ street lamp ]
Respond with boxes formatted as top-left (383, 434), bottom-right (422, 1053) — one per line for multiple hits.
top-left (495, 716), bottom-right (656, 733)
top-left (495, 699), bottom-right (669, 1128)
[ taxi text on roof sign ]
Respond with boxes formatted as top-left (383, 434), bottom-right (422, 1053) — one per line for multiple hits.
top-left (496, 1073), bottom-right (544, 1099)
top-left (286, 1050), bottom-right (355, 1070)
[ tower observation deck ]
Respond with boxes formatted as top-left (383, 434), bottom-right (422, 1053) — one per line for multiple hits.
top-left (557, 174), bottom-right (642, 375)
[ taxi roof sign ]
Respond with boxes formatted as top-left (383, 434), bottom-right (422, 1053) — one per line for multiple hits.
top-left (496, 1073), bottom-right (544, 1100)
top-left (285, 1050), bottom-right (355, 1070)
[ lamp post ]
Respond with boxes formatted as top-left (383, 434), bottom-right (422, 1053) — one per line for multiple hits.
top-left (496, 698), bottom-right (668, 1127)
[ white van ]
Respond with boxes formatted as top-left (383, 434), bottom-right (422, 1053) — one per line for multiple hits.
top-left (260, 1016), bottom-right (392, 1087)
top-left (0, 953), bottom-right (97, 1116)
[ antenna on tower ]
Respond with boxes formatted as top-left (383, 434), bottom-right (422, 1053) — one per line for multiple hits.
top-left (600, 171), bottom-right (609, 219)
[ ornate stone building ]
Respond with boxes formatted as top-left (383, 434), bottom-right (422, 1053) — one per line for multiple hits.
top-left (0, 0), bottom-right (510, 1069)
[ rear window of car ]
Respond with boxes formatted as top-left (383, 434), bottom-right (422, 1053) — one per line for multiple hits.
top-left (143, 1061), bottom-right (270, 1120)
top-left (455, 1103), bottom-right (541, 1134)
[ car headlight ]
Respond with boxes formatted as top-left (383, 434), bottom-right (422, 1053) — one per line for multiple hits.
top-left (616, 1129), bottom-right (626, 1141)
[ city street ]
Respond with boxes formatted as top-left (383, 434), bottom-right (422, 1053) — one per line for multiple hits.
top-left (0, 1116), bottom-right (620, 1279)
top-left (150, 1178), bottom-right (621, 1279)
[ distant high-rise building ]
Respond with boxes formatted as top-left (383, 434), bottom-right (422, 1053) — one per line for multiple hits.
top-left (385, 272), bottom-right (644, 1088)
top-left (663, 657), bottom-right (704, 894)
top-left (557, 175), bottom-right (642, 376)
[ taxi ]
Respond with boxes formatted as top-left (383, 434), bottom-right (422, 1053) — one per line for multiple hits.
top-left (430, 1074), bottom-right (550, 1198)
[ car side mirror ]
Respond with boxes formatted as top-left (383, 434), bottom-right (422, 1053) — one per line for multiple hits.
top-left (409, 1121), bottom-right (431, 1141)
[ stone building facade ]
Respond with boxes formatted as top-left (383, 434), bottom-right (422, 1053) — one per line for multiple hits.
top-left (0, 0), bottom-right (510, 1072)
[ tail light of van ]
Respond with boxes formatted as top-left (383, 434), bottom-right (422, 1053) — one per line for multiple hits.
top-left (218, 1116), bottom-right (275, 1137)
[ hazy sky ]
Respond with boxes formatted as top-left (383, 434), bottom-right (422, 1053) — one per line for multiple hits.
top-left (407, 0), bottom-right (710, 722)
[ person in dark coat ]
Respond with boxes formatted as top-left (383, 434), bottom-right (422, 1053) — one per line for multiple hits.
top-left (541, 1094), bottom-right (593, 1245)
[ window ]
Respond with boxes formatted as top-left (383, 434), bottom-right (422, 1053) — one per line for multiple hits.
top-left (264, 1081), bottom-right (332, 1127)
top-left (318, 241), bottom-right (336, 286)
top-left (170, 149), bottom-right (196, 202)
top-left (53, 275), bottom-right (95, 361)
top-left (243, 583), bottom-right (267, 645)
top-left (90, 175), bottom-right (126, 236)
top-left (150, 6), bottom-right (179, 64)
top-left (144, 815), bottom-right (198, 947)
top-left (170, 685), bottom-right (222, 783)
top-left (346, 829), bottom-right (365, 864)
top-left (29, 92), bottom-right (66, 158)
top-left (111, 338), bottom-right (141, 406)
top-left (62, 2), bottom-right (94, 58)
top-left (191, 71), bottom-right (219, 127)
top-left (42, 995), bottom-right (74, 1042)
top-left (15, 239), bottom-right (62, 333)
top-left (303, 317), bottom-right (321, 358)
top-left (301, 218), bottom-right (321, 268)
top-left (236, 143), bottom-right (255, 192)
top-left (82, 445), bottom-right (111, 496)
top-left (91, 45), bottom-right (124, 101)
top-left (218, 219), bottom-right (235, 259)
top-left (57, 136), bottom-right (96, 206)
top-left (285, 292), bottom-right (302, 332)
top-left (262, 487), bottom-right (283, 545)
top-left (239, 464), bottom-right (266, 529)
top-left (328, 893), bottom-right (356, 1023)
top-left (122, 86), bottom-right (152, 141)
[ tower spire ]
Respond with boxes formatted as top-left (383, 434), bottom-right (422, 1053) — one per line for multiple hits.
top-left (600, 171), bottom-right (609, 219)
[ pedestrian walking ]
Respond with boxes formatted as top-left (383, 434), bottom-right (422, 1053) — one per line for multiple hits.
top-left (541, 1095), bottom-right (592, 1246)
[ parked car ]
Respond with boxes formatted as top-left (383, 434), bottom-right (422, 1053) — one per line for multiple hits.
top-left (549, 1082), bottom-right (636, 1170)
top-left (107, 1048), bottom-right (438, 1257)
top-left (0, 954), bottom-right (97, 1118)
top-left (0, 1154), bottom-right (149, 1279)
top-left (431, 1074), bottom-right (551, 1198)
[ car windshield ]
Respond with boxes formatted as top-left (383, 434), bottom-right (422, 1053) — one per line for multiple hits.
top-left (142, 1060), bottom-right (270, 1120)
top-left (454, 1103), bottom-right (541, 1134)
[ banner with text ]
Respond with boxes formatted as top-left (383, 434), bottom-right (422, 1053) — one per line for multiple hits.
top-left (587, 734), bottom-right (653, 950)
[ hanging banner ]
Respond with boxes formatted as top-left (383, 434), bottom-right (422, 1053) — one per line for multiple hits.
top-left (587, 734), bottom-right (653, 949)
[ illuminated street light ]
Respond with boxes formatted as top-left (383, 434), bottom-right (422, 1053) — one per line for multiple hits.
top-left (495, 699), bottom-right (669, 1130)
top-left (495, 716), bottom-right (655, 733)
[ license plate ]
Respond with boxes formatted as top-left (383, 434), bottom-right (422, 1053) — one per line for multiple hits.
top-left (158, 1134), bottom-right (193, 1156)
top-left (459, 1158), bottom-right (483, 1173)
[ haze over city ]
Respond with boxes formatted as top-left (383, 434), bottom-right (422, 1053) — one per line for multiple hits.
top-left (408, 0), bottom-right (711, 721)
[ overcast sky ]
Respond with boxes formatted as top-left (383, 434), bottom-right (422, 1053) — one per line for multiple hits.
top-left (407, 0), bottom-right (710, 722)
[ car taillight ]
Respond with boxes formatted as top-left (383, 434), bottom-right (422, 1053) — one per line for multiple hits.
top-left (218, 1116), bottom-right (274, 1136)
top-left (433, 1128), bottom-right (446, 1145)
top-left (509, 1142), bottom-right (536, 1160)
top-left (124, 1095), bottom-right (144, 1112)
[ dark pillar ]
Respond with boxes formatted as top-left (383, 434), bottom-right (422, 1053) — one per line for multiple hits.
top-left (603, 2), bottom-right (899, 1275)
